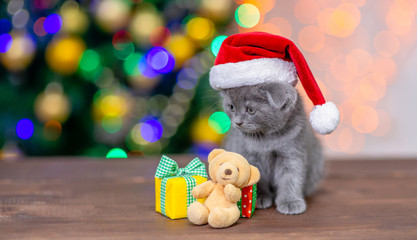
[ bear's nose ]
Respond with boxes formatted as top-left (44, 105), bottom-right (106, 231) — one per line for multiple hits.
top-left (225, 169), bottom-right (232, 175)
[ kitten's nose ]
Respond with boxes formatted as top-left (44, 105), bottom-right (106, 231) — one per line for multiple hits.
top-left (225, 169), bottom-right (232, 175)
top-left (235, 121), bottom-right (242, 126)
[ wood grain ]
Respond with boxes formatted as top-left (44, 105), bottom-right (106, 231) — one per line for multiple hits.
top-left (1, 157), bottom-right (417, 239)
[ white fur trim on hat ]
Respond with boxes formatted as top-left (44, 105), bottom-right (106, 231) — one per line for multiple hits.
top-left (209, 58), bottom-right (298, 90)
top-left (310, 102), bottom-right (339, 135)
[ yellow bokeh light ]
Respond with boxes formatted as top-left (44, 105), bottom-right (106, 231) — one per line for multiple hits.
top-left (191, 116), bottom-right (223, 144)
top-left (35, 92), bottom-right (71, 123)
top-left (99, 95), bottom-right (127, 117)
top-left (373, 30), bottom-right (400, 57)
top-left (352, 106), bottom-right (379, 134)
top-left (318, 3), bottom-right (360, 38)
top-left (45, 36), bottom-right (86, 75)
top-left (185, 17), bottom-right (215, 41)
top-left (130, 123), bottom-right (150, 146)
top-left (235, 4), bottom-right (260, 28)
top-left (60, 1), bottom-right (89, 34)
top-left (0, 33), bottom-right (36, 71)
top-left (166, 34), bottom-right (196, 68)
top-left (298, 25), bottom-right (325, 52)
top-left (130, 9), bottom-right (163, 46)
top-left (201, 0), bottom-right (234, 21)
top-left (95, 0), bottom-right (130, 32)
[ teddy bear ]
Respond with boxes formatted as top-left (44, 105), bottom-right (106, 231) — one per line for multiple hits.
top-left (187, 149), bottom-right (260, 228)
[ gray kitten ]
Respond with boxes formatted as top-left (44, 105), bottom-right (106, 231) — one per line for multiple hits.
top-left (221, 82), bottom-right (323, 215)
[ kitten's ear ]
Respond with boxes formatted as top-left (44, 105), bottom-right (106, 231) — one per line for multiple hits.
top-left (260, 83), bottom-right (297, 110)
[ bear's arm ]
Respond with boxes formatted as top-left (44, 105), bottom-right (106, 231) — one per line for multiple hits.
top-left (224, 184), bottom-right (241, 203)
top-left (191, 180), bottom-right (215, 199)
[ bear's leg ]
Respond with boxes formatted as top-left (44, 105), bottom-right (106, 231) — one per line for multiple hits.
top-left (208, 206), bottom-right (240, 228)
top-left (187, 202), bottom-right (209, 225)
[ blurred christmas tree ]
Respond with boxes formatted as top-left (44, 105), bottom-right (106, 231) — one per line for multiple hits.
top-left (0, 0), bottom-right (236, 158)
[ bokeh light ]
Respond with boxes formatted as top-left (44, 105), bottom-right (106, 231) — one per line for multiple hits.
top-left (112, 30), bottom-right (134, 59)
top-left (140, 118), bottom-right (163, 143)
top-left (44, 14), bottom-right (62, 34)
top-left (95, 0), bottom-right (130, 32)
top-left (129, 8), bottom-right (163, 46)
top-left (34, 17), bottom-right (47, 37)
top-left (34, 90), bottom-right (71, 123)
top-left (79, 49), bottom-right (100, 73)
top-left (16, 119), bottom-right (34, 140)
top-left (146, 47), bottom-right (175, 74)
top-left (185, 17), bottom-right (215, 41)
top-left (0, 19), bottom-right (12, 34)
top-left (0, 34), bottom-right (13, 53)
top-left (211, 35), bottom-right (227, 56)
top-left (0, 33), bottom-right (36, 71)
top-left (124, 53), bottom-right (142, 76)
top-left (352, 106), bottom-right (379, 134)
top-left (235, 4), bottom-right (260, 28)
top-left (298, 25), bottom-right (325, 52)
top-left (294, 0), bottom-right (321, 24)
top-left (12, 9), bottom-right (29, 29)
top-left (373, 30), bottom-right (400, 57)
top-left (60, 1), bottom-right (89, 34)
top-left (43, 120), bottom-right (62, 141)
top-left (102, 116), bottom-right (123, 133)
top-left (106, 148), bottom-right (128, 158)
top-left (166, 34), bottom-right (195, 68)
top-left (45, 36), bottom-right (86, 75)
top-left (208, 111), bottom-right (231, 134)
top-left (345, 48), bottom-right (373, 76)
top-left (177, 68), bottom-right (199, 89)
top-left (192, 116), bottom-right (223, 144)
top-left (149, 26), bottom-right (171, 47)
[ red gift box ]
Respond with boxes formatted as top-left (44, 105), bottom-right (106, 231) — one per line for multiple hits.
top-left (237, 184), bottom-right (257, 218)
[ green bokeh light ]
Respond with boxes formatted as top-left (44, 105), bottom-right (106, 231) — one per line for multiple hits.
top-left (208, 111), bottom-right (231, 134)
top-left (106, 148), bottom-right (128, 158)
top-left (124, 53), bottom-right (142, 76)
top-left (211, 35), bottom-right (228, 56)
top-left (79, 49), bottom-right (100, 72)
top-left (102, 116), bottom-right (123, 133)
top-left (235, 4), bottom-right (260, 28)
top-left (114, 43), bottom-right (134, 60)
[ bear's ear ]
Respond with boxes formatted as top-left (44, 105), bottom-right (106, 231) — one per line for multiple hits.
top-left (246, 165), bottom-right (260, 187)
top-left (208, 149), bottom-right (226, 163)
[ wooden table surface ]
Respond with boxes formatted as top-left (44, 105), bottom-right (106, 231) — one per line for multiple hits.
top-left (1, 157), bottom-right (417, 240)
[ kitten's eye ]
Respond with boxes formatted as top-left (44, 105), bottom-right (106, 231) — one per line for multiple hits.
top-left (230, 104), bottom-right (235, 112)
top-left (247, 107), bottom-right (255, 115)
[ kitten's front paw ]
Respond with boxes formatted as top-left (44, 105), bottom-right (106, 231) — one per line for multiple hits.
top-left (276, 199), bottom-right (306, 215)
top-left (256, 195), bottom-right (273, 209)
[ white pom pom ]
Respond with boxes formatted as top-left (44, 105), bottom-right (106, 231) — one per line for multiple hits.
top-left (310, 102), bottom-right (339, 135)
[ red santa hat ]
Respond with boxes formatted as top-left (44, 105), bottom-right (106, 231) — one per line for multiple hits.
top-left (209, 32), bottom-right (339, 135)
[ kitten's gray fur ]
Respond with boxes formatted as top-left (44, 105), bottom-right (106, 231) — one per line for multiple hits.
top-left (221, 82), bottom-right (324, 215)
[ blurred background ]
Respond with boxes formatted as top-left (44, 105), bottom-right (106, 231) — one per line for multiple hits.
top-left (0, 0), bottom-right (416, 160)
